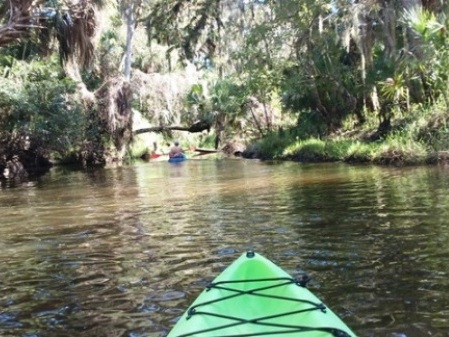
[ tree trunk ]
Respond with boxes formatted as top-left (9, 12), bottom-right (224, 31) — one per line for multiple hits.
top-left (351, 4), bottom-right (374, 83)
top-left (248, 105), bottom-right (264, 136)
top-left (124, 2), bottom-right (135, 81)
top-left (381, 1), bottom-right (397, 58)
top-left (351, 3), bottom-right (376, 115)
top-left (422, 0), bottom-right (444, 12)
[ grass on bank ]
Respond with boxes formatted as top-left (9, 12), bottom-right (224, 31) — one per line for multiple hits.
top-left (246, 103), bottom-right (449, 166)
top-left (249, 133), bottom-right (432, 165)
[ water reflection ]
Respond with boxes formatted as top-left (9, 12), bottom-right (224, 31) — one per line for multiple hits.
top-left (0, 160), bottom-right (448, 336)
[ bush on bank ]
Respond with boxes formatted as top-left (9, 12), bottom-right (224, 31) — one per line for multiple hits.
top-left (248, 134), bottom-right (432, 166)
top-left (246, 103), bottom-right (448, 166)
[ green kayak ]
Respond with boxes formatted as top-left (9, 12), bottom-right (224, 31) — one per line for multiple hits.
top-left (167, 251), bottom-right (356, 337)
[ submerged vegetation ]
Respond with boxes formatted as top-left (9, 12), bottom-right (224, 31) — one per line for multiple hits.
top-left (1, 0), bottom-right (449, 178)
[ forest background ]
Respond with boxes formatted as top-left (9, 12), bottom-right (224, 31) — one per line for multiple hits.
top-left (1, 0), bottom-right (449, 179)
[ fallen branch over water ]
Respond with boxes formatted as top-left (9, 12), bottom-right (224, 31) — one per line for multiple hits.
top-left (134, 121), bottom-right (211, 135)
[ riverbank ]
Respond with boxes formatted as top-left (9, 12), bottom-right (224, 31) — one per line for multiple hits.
top-left (243, 107), bottom-right (449, 167)
top-left (244, 136), bottom-right (449, 166)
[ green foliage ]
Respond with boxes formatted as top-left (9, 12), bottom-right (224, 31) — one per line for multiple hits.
top-left (324, 139), bottom-right (354, 161)
top-left (185, 77), bottom-right (247, 130)
top-left (147, 0), bottom-right (222, 64)
top-left (424, 128), bottom-right (449, 152)
top-left (402, 7), bottom-right (449, 105)
top-left (345, 142), bottom-right (376, 163)
top-left (278, 25), bottom-right (361, 130)
top-left (2, 0), bottom-right (449, 168)
top-left (403, 7), bottom-right (444, 44)
top-left (283, 138), bottom-right (353, 162)
top-left (251, 121), bottom-right (434, 165)
top-left (0, 58), bottom-right (87, 159)
top-left (372, 133), bottom-right (429, 165)
top-left (283, 138), bottom-right (326, 161)
top-left (210, 78), bottom-right (246, 116)
top-left (96, 28), bottom-right (124, 78)
top-left (295, 110), bottom-right (328, 139)
top-left (412, 102), bottom-right (449, 151)
top-left (249, 131), bottom-right (294, 159)
top-left (198, 133), bottom-right (216, 149)
top-left (379, 74), bottom-right (408, 104)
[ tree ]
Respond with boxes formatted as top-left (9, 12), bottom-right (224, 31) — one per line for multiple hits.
top-left (0, 0), bottom-right (43, 46)
top-left (0, 0), bottom-right (97, 68)
top-left (120, 0), bottom-right (148, 80)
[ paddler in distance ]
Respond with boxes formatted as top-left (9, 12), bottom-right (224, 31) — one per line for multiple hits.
top-left (168, 140), bottom-right (184, 158)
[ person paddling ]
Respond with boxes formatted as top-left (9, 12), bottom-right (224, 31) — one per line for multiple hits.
top-left (169, 141), bottom-right (183, 158)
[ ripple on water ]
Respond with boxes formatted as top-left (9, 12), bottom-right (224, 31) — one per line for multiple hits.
top-left (1, 162), bottom-right (449, 337)
top-left (0, 311), bottom-right (24, 329)
top-left (148, 291), bottom-right (186, 302)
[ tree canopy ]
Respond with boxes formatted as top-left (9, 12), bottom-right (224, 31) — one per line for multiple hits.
top-left (1, 0), bottom-right (449, 175)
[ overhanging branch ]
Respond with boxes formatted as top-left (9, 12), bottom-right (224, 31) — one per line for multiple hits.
top-left (134, 125), bottom-right (190, 135)
top-left (134, 120), bottom-right (211, 135)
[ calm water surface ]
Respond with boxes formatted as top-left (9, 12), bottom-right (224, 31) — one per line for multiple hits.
top-left (1, 160), bottom-right (448, 337)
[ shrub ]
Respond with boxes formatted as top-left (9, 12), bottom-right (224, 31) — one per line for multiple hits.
top-left (372, 134), bottom-right (429, 165)
top-left (0, 58), bottom-right (87, 161)
top-left (345, 142), bottom-right (376, 163)
top-left (283, 138), bottom-right (326, 162)
top-left (324, 139), bottom-right (353, 161)
top-left (246, 131), bottom-right (293, 159)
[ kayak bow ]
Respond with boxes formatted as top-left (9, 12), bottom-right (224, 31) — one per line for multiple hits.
top-left (167, 251), bottom-right (356, 337)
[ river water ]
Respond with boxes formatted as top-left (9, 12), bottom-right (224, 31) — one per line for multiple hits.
top-left (0, 159), bottom-right (448, 337)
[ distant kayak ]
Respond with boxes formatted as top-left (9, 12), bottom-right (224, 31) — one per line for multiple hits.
top-left (168, 154), bottom-right (186, 163)
top-left (167, 251), bottom-right (356, 337)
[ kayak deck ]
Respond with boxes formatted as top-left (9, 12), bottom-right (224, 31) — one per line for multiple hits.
top-left (167, 252), bottom-right (356, 337)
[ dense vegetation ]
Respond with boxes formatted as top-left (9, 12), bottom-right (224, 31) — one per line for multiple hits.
top-left (1, 0), bottom-right (449, 179)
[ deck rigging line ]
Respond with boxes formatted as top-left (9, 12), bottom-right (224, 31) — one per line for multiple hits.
top-left (174, 277), bottom-right (351, 337)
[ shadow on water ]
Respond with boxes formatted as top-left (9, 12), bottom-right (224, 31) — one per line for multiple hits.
top-left (0, 160), bottom-right (448, 336)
